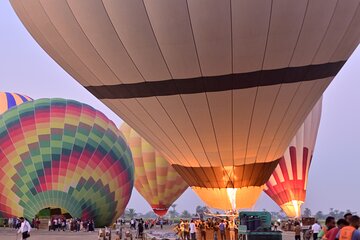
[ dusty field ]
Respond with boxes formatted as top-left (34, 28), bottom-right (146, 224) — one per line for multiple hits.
top-left (0, 227), bottom-right (295, 240)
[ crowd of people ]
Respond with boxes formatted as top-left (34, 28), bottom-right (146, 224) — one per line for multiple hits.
top-left (8, 212), bottom-right (360, 240)
top-left (173, 218), bottom-right (238, 240)
top-left (48, 217), bottom-right (95, 232)
top-left (113, 217), bottom-right (163, 239)
top-left (293, 213), bottom-right (360, 240)
top-left (6, 217), bottom-right (22, 229)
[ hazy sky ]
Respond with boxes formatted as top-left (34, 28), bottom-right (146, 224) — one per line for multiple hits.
top-left (1, 1), bottom-right (360, 215)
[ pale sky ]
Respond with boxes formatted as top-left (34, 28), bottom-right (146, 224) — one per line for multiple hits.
top-left (1, 1), bottom-right (360, 215)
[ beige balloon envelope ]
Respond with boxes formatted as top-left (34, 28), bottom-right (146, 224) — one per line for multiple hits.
top-left (120, 123), bottom-right (188, 216)
top-left (10, 1), bottom-right (360, 195)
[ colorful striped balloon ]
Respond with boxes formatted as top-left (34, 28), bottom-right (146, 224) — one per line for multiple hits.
top-left (0, 98), bottom-right (134, 226)
top-left (120, 123), bottom-right (188, 217)
top-left (0, 92), bottom-right (32, 114)
top-left (264, 98), bottom-right (322, 218)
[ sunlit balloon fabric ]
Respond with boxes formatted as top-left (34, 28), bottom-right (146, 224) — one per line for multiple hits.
top-left (0, 92), bottom-right (32, 114)
top-left (193, 186), bottom-right (263, 211)
top-left (0, 99), bottom-right (134, 226)
top-left (120, 123), bottom-right (188, 217)
top-left (264, 98), bottom-right (322, 218)
top-left (11, 0), bottom-right (360, 189)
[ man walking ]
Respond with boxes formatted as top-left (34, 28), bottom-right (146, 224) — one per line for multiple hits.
top-left (190, 220), bottom-right (196, 240)
top-left (17, 217), bottom-right (31, 240)
top-left (294, 222), bottom-right (301, 240)
top-left (312, 221), bottom-right (321, 240)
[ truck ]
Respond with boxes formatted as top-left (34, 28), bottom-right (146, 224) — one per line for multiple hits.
top-left (238, 211), bottom-right (282, 240)
top-left (301, 217), bottom-right (316, 237)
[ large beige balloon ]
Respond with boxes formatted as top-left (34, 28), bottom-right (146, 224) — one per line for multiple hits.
top-left (10, 0), bottom-right (360, 189)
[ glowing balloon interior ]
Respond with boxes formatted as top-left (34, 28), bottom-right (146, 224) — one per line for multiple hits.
top-left (192, 186), bottom-right (263, 211)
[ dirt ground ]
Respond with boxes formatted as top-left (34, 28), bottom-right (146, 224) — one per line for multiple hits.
top-left (0, 227), bottom-right (295, 240)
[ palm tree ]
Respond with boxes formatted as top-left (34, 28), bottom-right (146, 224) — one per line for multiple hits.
top-left (196, 206), bottom-right (207, 219)
top-left (170, 204), bottom-right (178, 219)
top-left (127, 208), bottom-right (137, 219)
top-left (315, 211), bottom-right (324, 220)
top-left (303, 208), bottom-right (312, 217)
top-left (181, 210), bottom-right (191, 218)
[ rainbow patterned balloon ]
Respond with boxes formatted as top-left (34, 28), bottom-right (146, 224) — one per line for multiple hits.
top-left (120, 123), bottom-right (188, 216)
top-left (0, 92), bottom-right (32, 114)
top-left (0, 98), bottom-right (134, 226)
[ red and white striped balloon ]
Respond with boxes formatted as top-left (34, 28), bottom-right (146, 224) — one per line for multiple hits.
top-left (264, 98), bottom-right (322, 218)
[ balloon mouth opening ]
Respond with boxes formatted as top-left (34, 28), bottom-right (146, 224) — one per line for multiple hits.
top-left (281, 200), bottom-right (304, 218)
top-left (152, 206), bottom-right (168, 217)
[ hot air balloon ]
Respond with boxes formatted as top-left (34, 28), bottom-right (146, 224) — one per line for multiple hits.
top-left (10, 1), bottom-right (360, 199)
top-left (264, 98), bottom-right (322, 218)
top-left (120, 123), bottom-right (188, 217)
top-left (192, 187), bottom-right (262, 211)
top-left (0, 98), bottom-right (134, 226)
top-left (0, 92), bottom-right (32, 114)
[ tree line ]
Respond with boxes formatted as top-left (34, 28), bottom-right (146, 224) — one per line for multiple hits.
top-left (122, 205), bottom-right (210, 219)
top-left (123, 206), bottom-right (356, 220)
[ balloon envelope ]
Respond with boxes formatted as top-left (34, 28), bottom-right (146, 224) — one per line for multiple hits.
top-left (264, 98), bottom-right (322, 218)
top-left (192, 186), bottom-right (263, 211)
top-left (0, 99), bottom-right (134, 226)
top-left (10, 0), bottom-right (360, 189)
top-left (0, 92), bottom-right (32, 114)
top-left (120, 123), bottom-right (188, 216)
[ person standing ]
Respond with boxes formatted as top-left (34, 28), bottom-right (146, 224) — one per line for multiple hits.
top-left (57, 218), bottom-right (62, 231)
top-left (190, 220), bottom-right (196, 240)
top-left (318, 216), bottom-right (335, 239)
top-left (17, 217), bottom-right (31, 240)
top-left (199, 220), bottom-right (207, 240)
top-left (294, 222), bottom-right (301, 240)
top-left (53, 218), bottom-right (58, 231)
top-left (184, 220), bottom-right (190, 240)
top-left (131, 219), bottom-right (135, 230)
top-left (219, 220), bottom-right (226, 240)
top-left (274, 221), bottom-right (279, 231)
top-left (138, 219), bottom-right (144, 238)
top-left (174, 223), bottom-right (182, 240)
top-left (304, 226), bottom-right (313, 240)
top-left (344, 213), bottom-right (353, 225)
top-left (8, 218), bottom-right (12, 229)
top-left (180, 220), bottom-right (185, 240)
top-left (36, 218), bottom-right (40, 230)
top-left (213, 221), bottom-right (219, 240)
top-left (228, 220), bottom-right (237, 240)
top-left (312, 221), bottom-right (321, 240)
top-left (325, 218), bottom-right (348, 240)
top-left (337, 215), bottom-right (360, 240)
